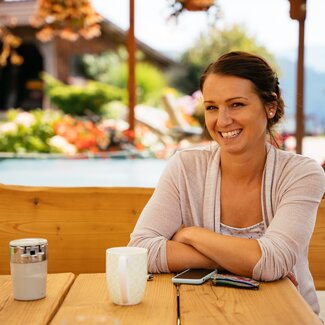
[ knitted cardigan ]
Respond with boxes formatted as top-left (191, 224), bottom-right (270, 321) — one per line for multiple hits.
top-left (129, 142), bottom-right (325, 314)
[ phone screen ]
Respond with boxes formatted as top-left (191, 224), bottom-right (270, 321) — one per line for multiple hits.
top-left (174, 269), bottom-right (215, 280)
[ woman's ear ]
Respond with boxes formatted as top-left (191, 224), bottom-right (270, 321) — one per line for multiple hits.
top-left (267, 107), bottom-right (276, 119)
top-left (267, 93), bottom-right (278, 119)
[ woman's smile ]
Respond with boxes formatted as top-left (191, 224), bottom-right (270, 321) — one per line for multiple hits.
top-left (219, 129), bottom-right (242, 139)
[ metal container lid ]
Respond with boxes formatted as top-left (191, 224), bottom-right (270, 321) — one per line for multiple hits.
top-left (10, 238), bottom-right (48, 264)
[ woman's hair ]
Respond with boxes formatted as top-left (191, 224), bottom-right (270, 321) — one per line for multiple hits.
top-left (199, 51), bottom-right (284, 134)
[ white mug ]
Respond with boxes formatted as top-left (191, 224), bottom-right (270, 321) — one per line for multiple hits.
top-left (106, 247), bottom-right (147, 305)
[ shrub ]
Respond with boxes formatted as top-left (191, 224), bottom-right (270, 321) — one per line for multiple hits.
top-left (42, 73), bottom-right (126, 116)
top-left (81, 49), bottom-right (167, 106)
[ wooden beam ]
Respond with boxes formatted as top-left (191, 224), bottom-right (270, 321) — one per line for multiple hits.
top-left (289, 0), bottom-right (307, 154)
top-left (295, 16), bottom-right (305, 154)
top-left (127, 0), bottom-right (136, 141)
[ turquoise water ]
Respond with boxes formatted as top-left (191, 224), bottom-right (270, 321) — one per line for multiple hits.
top-left (0, 159), bottom-right (167, 187)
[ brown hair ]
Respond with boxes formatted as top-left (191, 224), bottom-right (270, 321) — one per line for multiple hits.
top-left (200, 51), bottom-right (284, 135)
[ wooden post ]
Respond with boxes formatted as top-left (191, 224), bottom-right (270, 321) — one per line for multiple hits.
top-left (295, 16), bottom-right (305, 154)
top-left (127, 0), bottom-right (136, 141)
top-left (289, 0), bottom-right (306, 154)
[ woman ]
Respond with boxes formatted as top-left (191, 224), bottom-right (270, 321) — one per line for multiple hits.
top-left (128, 51), bottom-right (325, 314)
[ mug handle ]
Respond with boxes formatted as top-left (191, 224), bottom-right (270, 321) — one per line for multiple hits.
top-left (118, 255), bottom-right (129, 304)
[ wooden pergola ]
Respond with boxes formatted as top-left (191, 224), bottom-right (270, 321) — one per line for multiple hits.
top-left (127, 0), bottom-right (307, 152)
top-left (289, 0), bottom-right (306, 154)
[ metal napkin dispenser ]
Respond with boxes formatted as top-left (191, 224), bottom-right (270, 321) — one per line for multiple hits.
top-left (10, 238), bottom-right (48, 264)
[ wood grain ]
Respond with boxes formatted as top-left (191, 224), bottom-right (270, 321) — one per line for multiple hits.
top-left (0, 185), bottom-right (154, 275)
top-left (50, 273), bottom-right (177, 325)
top-left (309, 197), bottom-right (325, 289)
top-left (179, 278), bottom-right (322, 325)
top-left (0, 273), bottom-right (75, 325)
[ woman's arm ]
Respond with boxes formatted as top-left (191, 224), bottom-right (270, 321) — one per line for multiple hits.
top-left (166, 240), bottom-right (219, 272)
top-left (170, 226), bottom-right (261, 276)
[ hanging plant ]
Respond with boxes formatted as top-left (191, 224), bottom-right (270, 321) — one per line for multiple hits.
top-left (168, 0), bottom-right (219, 20)
top-left (30, 0), bottom-right (103, 42)
top-left (179, 0), bottom-right (215, 11)
top-left (0, 16), bottom-right (24, 67)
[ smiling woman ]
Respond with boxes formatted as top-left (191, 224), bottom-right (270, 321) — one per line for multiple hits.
top-left (200, 52), bottom-right (283, 157)
top-left (128, 51), bottom-right (325, 317)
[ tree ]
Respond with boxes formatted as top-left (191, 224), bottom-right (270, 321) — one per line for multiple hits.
top-left (81, 48), bottom-right (167, 106)
top-left (171, 24), bottom-right (277, 94)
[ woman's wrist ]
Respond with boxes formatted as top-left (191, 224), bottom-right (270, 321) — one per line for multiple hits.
top-left (180, 226), bottom-right (198, 245)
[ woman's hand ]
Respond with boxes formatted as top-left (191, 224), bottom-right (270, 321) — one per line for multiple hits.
top-left (171, 225), bottom-right (261, 277)
top-left (171, 225), bottom-right (198, 245)
top-left (286, 271), bottom-right (299, 287)
top-left (167, 225), bottom-right (219, 271)
top-left (171, 224), bottom-right (186, 242)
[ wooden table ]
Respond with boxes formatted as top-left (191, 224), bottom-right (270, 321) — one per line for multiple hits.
top-left (0, 273), bottom-right (75, 325)
top-left (179, 277), bottom-right (322, 325)
top-left (4, 272), bottom-right (318, 324)
top-left (50, 273), bottom-right (177, 325)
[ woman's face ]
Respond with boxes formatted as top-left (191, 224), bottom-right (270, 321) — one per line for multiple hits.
top-left (203, 74), bottom-right (272, 156)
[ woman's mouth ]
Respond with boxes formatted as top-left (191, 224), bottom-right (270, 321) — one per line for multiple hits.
top-left (220, 129), bottom-right (242, 139)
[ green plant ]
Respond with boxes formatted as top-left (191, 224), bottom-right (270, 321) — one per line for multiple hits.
top-left (0, 109), bottom-right (62, 153)
top-left (81, 49), bottom-right (167, 105)
top-left (112, 62), bottom-right (167, 105)
top-left (42, 73), bottom-right (126, 116)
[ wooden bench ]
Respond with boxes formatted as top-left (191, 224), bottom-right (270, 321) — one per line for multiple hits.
top-left (309, 195), bottom-right (325, 290)
top-left (0, 185), bottom-right (154, 275)
top-left (0, 184), bottom-right (324, 291)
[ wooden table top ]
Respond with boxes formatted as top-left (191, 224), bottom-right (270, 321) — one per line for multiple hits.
top-left (179, 277), bottom-right (322, 325)
top-left (0, 273), bottom-right (75, 325)
top-left (50, 273), bottom-right (177, 325)
top-left (1, 272), bottom-right (320, 324)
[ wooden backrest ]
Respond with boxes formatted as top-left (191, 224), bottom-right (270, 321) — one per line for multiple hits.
top-left (1, 184), bottom-right (323, 287)
top-left (309, 195), bottom-right (325, 290)
top-left (0, 185), bottom-right (154, 275)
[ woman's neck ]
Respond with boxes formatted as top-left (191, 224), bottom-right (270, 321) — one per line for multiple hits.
top-left (220, 145), bottom-right (267, 184)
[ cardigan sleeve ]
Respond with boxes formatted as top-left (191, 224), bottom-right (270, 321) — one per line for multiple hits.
top-left (253, 158), bottom-right (325, 281)
top-left (128, 153), bottom-right (184, 273)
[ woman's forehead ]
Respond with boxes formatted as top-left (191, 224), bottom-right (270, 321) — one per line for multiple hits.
top-left (202, 74), bottom-right (257, 98)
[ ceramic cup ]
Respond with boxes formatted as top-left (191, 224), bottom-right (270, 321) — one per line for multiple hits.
top-left (106, 247), bottom-right (147, 306)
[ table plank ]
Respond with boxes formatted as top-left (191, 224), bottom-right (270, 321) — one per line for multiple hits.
top-left (50, 273), bottom-right (177, 325)
top-left (179, 278), bottom-right (322, 325)
top-left (0, 273), bottom-right (75, 325)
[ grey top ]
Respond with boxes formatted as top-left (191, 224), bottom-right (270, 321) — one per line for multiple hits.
top-left (129, 142), bottom-right (325, 314)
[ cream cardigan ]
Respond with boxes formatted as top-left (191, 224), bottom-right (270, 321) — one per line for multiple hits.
top-left (129, 142), bottom-right (325, 314)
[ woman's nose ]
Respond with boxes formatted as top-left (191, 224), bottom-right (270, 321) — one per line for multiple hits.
top-left (217, 107), bottom-right (232, 128)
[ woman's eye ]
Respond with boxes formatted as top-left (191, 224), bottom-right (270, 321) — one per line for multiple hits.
top-left (231, 102), bottom-right (244, 108)
top-left (206, 105), bottom-right (218, 111)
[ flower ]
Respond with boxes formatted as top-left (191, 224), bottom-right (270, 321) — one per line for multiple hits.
top-left (14, 112), bottom-right (36, 128)
top-left (31, 0), bottom-right (103, 42)
top-left (53, 115), bottom-right (109, 153)
top-left (0, 122), bottom-right (18, 135)
top-left (0, 21), bottom-right (23, 67)
top-left (48, 135), bottom-right (77, 155)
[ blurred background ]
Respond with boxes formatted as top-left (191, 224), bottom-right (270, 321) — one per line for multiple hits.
top-left (0, 0), bottom-right (324, 186)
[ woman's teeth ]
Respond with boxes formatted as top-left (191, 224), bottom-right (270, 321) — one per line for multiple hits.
top-left (221, 129), bottom-right (241, 138)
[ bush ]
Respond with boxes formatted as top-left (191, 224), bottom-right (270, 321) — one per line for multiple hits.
top-left (42, 73), bottom-right (126, 116)
top-left (0, 109), bottom-right (62, 153)
top-left (81, 49), bottom-right (167, 106)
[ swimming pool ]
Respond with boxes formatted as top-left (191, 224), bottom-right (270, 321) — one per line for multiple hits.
top-left (0, 158), bottom-right (167, 187)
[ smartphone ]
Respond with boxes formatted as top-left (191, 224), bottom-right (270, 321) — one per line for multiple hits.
top-left (172, 268), bottom-right (217, 285)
